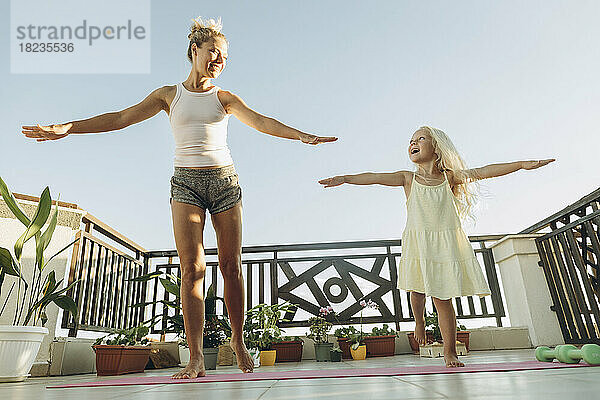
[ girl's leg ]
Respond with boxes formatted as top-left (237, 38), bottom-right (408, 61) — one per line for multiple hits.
top-left (410, 291), bottom-right (427, 346)
top-left (171, 201), bottom-right (208, 379)
top-left (210, 202), bottom-right (254, 373)
top-left (432, 297), bottom-right (464, 367)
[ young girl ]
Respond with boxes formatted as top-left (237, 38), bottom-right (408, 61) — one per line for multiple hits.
top-left (319, 126), bottom-right (554, 367)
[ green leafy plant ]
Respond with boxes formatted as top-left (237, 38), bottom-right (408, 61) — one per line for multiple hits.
top-left (243, 302), bottom-right (296, 351)
top-left (0, 177), bottom-right (79, 326)
top-left (130, 270), bottom-right (231, 348)
top-left (331, 344), bottom-right (343, 353)
top-left (370, 323), bottom-right (397, 337)
top-left (334, 326), bottom-right (359, 338)
top-left (93, 324), bottom-right (150, 346)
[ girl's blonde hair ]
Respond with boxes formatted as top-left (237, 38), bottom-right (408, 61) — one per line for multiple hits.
top-left (414, 126), bottom-right (479, 220)
top-left (187, 16), bottom-right (227, 63)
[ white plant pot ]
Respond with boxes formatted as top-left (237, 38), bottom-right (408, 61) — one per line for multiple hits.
top-left (0, 325), bottom-right (49, 382)
top-left (178, 346), bottom-right (190, 367)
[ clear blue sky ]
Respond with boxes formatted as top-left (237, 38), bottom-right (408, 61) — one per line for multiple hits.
top-left (2, 0), bottom-right (599, 251)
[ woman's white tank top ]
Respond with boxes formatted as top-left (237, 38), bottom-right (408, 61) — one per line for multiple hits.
top-left (168, 82), bottom-right (233, 167)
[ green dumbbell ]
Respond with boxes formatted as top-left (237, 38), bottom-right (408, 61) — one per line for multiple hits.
top-left (556, 344), bottom-right (600, 365)
top-left (535, 345), bottom-right (564, 362)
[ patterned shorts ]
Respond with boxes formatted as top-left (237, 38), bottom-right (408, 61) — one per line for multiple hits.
top-left (170, 165), bottom-right (242, 214)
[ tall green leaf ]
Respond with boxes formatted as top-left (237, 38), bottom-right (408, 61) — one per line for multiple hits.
top-left (127, 271), bottom-right (162, 282)
top-left (36, 199), bottom-right (59, 270)
top-left (14, 187), bottom-right (52, 261)
top-left (0, 247), bottom-right (20, 277)
top-left (53, 295), bottom-right (78, 317)
top-left (159, 277), bottom-right (180, 298)
top-left (0, 176), bottom-right (31, 226)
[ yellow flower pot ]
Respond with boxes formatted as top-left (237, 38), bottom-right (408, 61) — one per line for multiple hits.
top-left (259, 350), bottom-right (276, 366)
top-left (350, 345), bottom-right (367, 360)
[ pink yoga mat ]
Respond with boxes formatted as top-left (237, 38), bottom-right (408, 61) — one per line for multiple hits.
top-left (48, 361), bottom-right (591, 389)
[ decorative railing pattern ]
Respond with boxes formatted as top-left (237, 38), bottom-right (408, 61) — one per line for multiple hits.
top-left (145, 236), bottom-right (507, 334)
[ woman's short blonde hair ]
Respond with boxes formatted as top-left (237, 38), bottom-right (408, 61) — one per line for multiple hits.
top-left (187, 16), bottom-right (227, 63)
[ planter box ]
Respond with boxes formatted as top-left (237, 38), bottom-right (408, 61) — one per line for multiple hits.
top-left (457, 331), bottom-right (471, 350)
top-left (0, 325), bottom-right (48, 382)
top-left (271, 340), bottom-right (303, 362)
top-left (364, 335), bottom-right (396, 357)
top-left (93, 345), bottom-right (151, 376)
top-left (419, 342), bottom-right (467, 358)
top-left (336, 338), bottom-right (352, 359)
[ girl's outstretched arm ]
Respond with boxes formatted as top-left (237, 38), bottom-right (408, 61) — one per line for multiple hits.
top-left (465, 159), bottom-right (555, 180)
top-left (218, 91), bottom-right (337, 145)
top-left (22, 86), bottom-right (171, 141)
top-left (319, 171), bottom-right (410, 188)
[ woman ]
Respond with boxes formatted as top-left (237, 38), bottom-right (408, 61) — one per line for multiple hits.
top-left (22, 17), bottom-right (337, 378)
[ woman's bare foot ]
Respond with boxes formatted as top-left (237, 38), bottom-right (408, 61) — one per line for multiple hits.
top-left (444, 353), bottom-right (465, 368)
top-left (172, 357), bottom-right (206, 379)
top-left (230, 337), bottom-right (254, 373)
top-left (414, 318), bottom-right (427, 347)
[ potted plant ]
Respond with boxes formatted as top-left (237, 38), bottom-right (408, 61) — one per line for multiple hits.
top-left (271, 335), bottom-right (303, 362)
top-left (349, 299), bottom-right (379, 360)
top-left (407, 311), bottom-right (469, 353)
top-left (364, 323), bottom-right (397, 357)
top-left (334, 326), bottom-right (359, 359)
top-left (330, 344), bottom-right (343, 362)
top-left (306, 306), bottom-right (334, 361)
top-left (92, 324), bottom-right (152, 376)
top-left (0, 178), bottom-right (79, 382)
top-left (243, 302), bottom-right (295, 367)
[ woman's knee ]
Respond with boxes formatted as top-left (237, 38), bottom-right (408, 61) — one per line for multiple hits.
top-left (219, 256), bottom-right (242, 279)
top-left (180, 259), bottom-right (207, 280)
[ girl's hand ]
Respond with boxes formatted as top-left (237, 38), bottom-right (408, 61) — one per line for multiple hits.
top-left (298, 132), bottom-right (338, 145)
top-left (22, 123), bottom-right (73, 142)
top-left (318, 176), bottom-right (345, 187)
top-left (521, 159), bottom-right (556, 170)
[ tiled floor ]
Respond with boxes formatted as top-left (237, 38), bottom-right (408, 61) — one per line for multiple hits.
top-left (1, 349), bottom-right (599, 400)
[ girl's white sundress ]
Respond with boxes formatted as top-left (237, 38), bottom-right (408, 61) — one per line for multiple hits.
top-left (397, 172), bottom-right (491, 300)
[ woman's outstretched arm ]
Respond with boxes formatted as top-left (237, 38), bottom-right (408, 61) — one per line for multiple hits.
top-left (319, 171), bottom-right (409, 188)
top-left (22, 86), bottom-right (171, 141)
top-left (218, 90), bottom-right (337, 145)
top-left (464, 159), bottom-right (555, 181)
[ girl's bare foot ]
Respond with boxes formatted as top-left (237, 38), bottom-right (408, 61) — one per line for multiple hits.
top-left (444, 353), bottom-right (465, 368)
top-left (230, 337), bottom-right (254, 373)
top-left (414, 318), bottom-right (427, 346)
top-left (172, 357), bottom-right (206, 379)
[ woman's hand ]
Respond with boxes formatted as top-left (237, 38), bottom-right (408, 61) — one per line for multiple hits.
top-left (318, 176), bottom-right (345, 188)
top-left (521, 159), bottom-right (556, 170)
top-left (22, 123), bottom-right (72, 142)
top-left (298, 132), bottom-right (338, 145)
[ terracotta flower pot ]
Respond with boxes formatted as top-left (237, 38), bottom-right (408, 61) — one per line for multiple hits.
top-left (336, 338), bottom-right (352, 359)
top-left (271, 340), bottom-right (303, 362)
top-left (457, 331), bottom-right (470, 351)
top-left (93, 345), bottom-right (151, 376)
top-left (364, 335), bottom-right (396, 357)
